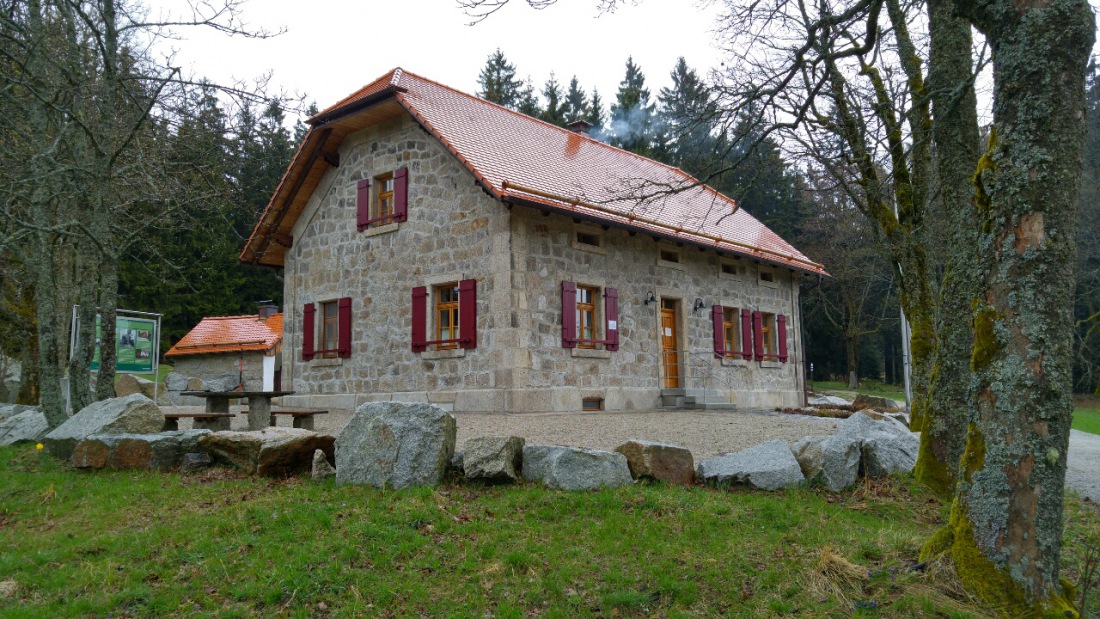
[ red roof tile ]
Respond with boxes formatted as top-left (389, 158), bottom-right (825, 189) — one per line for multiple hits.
top-left (242, 68), bottom-right (825, 275)
top-left (165, 314), bottom-right (283, 357)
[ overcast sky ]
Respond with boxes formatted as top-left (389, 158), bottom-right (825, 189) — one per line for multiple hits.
top-left (149, 0), bottom-right (726, 122)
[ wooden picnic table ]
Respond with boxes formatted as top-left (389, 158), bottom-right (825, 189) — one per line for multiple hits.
top-left (180, 390), bottom-right (295, 431)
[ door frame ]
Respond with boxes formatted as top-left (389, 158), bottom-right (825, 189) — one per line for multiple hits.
top-left (657, 296), bottom-right (684, 389)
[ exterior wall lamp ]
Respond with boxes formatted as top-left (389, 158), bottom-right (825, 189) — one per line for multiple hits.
top-left (643, 291), bottom-right (656, 306)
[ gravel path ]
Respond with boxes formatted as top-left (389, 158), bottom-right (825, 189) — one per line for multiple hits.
top-left (1067, 429), bottom-right (1100, 502)
top-left (160, 405), bottom-right (838, 460)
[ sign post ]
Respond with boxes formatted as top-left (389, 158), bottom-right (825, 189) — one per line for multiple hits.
top-left (70, 307), bottom-right (163, 408)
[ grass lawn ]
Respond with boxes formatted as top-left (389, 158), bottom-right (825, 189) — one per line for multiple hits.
top-left (811, 380), bottom-right (907, 404)
top-left (1073, 407), bottom-right (1100, 436)
top-left (1, 446), bottom-right (1098, 618)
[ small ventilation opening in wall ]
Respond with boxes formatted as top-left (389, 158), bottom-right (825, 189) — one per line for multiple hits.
top-left (660, 250), bottom-right (680, 263)
top-left (582, 397), bottom-right (604, 411)
top-left (760, 271), bottom-right (776, 283)
top-left (722, 263), bottom-right (739, 275)
top-left (577, 231), bottom-right (601, 247)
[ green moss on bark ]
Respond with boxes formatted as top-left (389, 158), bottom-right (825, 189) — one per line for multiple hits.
top-left (971, 305), bottom-right (1000, 371)
top-left (913, 433), bottom-right (955, 500)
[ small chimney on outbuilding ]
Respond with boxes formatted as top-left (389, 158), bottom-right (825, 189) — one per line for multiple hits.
top-left (566, 119), bottom-right (592, 137)
top-left (257, 301), bottom-right (279, 319)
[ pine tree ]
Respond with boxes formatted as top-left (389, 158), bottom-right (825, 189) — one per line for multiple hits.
top-left (516, 77), bottom-right (541, 117)
top-left (539, 73), bottom-right (567, 126)
top-left (587, 88), bottom-right (606, 135)
top-left (609, 57), bottom-right (659, 155)
top-left (477, 49), bottom-right (523, 108)
top-left (657, 58), bottom-right (715, 170)
top-left (294, 102), bottom-right (319, 145)
top-left (565, 75), bottom-right (587, 123)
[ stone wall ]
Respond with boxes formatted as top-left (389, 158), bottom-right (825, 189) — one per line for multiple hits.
top-left (170, 353), bottom-right (264, 391)
top-left (281, 115), bottom-right (517, 412)
top-left (280, 113), bottom-right (806, 413)
top-left (506, 209), bottom-right (805, 411)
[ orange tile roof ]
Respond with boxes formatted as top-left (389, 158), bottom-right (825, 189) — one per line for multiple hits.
top-left (165, 314), bottom-right (283, 357)
top-left (242, 68), bottom-right (825, 275)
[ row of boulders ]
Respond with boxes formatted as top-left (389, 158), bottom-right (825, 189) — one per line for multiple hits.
top-left (330, 402), bottom-right (918, 492)
top-left (9, 395), bottom-right (917, 495)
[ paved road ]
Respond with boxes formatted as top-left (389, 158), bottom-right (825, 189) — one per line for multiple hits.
top-left (1067, 429), bottom-right (1100, 502)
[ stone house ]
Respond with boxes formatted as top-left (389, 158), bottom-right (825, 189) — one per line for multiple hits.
top-left (164, 305), bottom-right (283, 395)
top-left (240, 68), bottom-right (826, 414)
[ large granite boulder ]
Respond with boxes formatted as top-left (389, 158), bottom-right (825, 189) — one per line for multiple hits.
top-left (43, 394), bottom-right (164, 459)
top-left (808, 394), bottom-right (852, 407)
top-left (834, 412), bottom-right (918, 477)
top-left (463, 436), bottom-right (524, 482)
top-left (199, 427), bottom-right (335, 477)
top-left (114, 375), bottom-right (159, 400)
top-left (521, 445), bottom-right (632, 491)
top-left (0, 410), bottom-right (48, 446)
top-left (614, 439), bottom-right (695, 485)
top-left (0, 404), bottom-right (38, 421)
top-left (336, 402), bottom-right (456, 488)
top-left (853, 393), bottom-right (902, 412)
top-left (72, 430), bottom-right (210, 470)
top-left (696, 440), bottom-right (805, 491)
top-left (791, 434), bottom-right (862, 492)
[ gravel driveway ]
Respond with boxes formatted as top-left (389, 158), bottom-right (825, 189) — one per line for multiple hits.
top-left (162, 405), bottom-right (838, 461)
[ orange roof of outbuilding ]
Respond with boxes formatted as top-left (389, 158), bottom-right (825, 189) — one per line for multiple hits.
top-left (241, 68), bottom-right (825, 276)
top-left (165, 314), bottom-right (283, 357)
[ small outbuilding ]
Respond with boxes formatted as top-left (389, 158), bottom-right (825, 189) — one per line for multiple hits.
top-left (164, 304), bottom-right (283, 393)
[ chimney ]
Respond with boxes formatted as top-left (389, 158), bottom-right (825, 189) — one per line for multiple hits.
top-left (566, 119), bottom-right (592, 137)
top-left (257, 301), bottom-right (278, 320)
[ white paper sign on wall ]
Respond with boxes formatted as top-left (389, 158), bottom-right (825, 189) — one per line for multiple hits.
top-left (608, 320), bottom-right (617, 330)
top-left (664, 328), bottom-right (673, 336)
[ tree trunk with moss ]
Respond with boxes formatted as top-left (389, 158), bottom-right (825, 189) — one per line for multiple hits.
top-left (912, 0), bottom-right (982, 500)
top-left (929, 0), bottom-right (1094, 611)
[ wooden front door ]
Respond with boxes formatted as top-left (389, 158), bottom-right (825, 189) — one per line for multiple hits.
top-left (660, 300), bottom-right (680, 388)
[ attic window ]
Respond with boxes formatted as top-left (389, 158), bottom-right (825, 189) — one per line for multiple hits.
top-left (577, 231), bottom-right (601, 247)
top-left (571, 225), bottom-right (606, 255)
top-left (660, 250), bottom-right (679, 263)
top-left (582, 397), bottom-right (604, 411)
top-left (758, 269), bottom-right (778, 288)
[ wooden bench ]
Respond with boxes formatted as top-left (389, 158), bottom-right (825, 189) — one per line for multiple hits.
top-left (239, 408), bottom-right (328, 430)
top-left (163, 413), bottom-right (235, 432)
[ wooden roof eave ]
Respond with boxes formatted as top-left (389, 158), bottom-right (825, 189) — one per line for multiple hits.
top-left (242, 86), bottom-right (407, 268)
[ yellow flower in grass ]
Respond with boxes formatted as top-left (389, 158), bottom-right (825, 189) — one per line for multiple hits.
top-left (35, 443), bottom-right (44, 451)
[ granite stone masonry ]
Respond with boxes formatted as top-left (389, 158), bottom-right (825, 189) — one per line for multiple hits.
top-left (276, 113), bottom-right (808, 414)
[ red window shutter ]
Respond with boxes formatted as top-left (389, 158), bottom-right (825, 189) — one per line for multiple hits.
top-left (561, 281), bottom-right (577, 348)
top-left (459, 278), bottom-right (477, 349)
top-left (753, 311), bottom-right (764, 361)
top-left (356, 179), bottom-right (371, 231)
top-left (712, 305), bottom-right (725, 359)
top-left (604, 287), bottom-right (619, 351)
top-left (411, 286), bottom-right (427, 352)
top-left (302, 303), bottom-right (316, 361)
top-left (741, 308), bottom-right (752, 360)
top-left (393, 166), bottom-right (409, 222)
top-left (337, 297), bottom-right (352, 358)
top-left (778, 314), bottom-right (788, 362)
